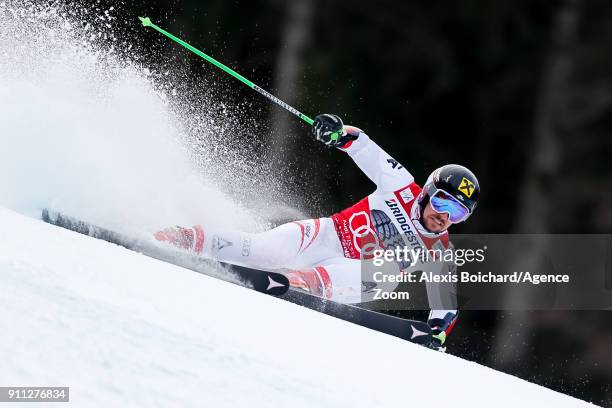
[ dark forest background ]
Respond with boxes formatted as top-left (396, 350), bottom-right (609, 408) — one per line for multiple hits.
top-left (90, 0), bottom-right (612, 405)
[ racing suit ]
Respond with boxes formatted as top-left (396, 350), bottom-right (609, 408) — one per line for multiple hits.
top-left (158, 127), bottom-right (458, 338)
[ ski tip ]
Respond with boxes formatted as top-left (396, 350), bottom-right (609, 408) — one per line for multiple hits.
top-left (139, 16), bottom-right (152, 27)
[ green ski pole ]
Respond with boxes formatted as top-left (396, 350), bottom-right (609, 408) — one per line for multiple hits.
top-left (139, 17), bottom-right (314, 126)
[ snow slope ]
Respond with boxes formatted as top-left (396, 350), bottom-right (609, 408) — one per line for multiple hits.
top-left (0, 208), bottom-right (590, 407)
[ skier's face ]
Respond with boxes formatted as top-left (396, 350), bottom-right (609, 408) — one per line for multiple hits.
top-left (423, 202), bottom-right (452, 233)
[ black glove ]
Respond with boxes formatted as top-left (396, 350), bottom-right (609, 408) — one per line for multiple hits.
top-left (426, 328), bottom-right (447, 352)
top-left (312, 114), bottom-right (356, 148)
top-left (425, 314), bottom-right (456, 352)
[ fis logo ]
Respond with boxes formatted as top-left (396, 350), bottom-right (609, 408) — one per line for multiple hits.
top-left (398, 187), bottom-right (414, 204)
top-left (458, 177), bottom-right (476, 198)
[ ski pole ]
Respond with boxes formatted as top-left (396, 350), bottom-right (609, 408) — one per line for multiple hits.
top-left (138, 17), bottom-right (314, 126)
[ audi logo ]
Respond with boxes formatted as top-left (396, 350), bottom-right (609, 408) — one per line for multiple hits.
top-left (349, 211), bottom-right (380, 256)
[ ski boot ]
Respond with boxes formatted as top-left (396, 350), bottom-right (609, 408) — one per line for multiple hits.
top-left (154, 225), bottom-right (205, 255)
top-left (285, 267), bottom-right (331, 298)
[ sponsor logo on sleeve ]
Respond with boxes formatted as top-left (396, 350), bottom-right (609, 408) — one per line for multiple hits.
top-left (386, 158), bottom-right (404, 170)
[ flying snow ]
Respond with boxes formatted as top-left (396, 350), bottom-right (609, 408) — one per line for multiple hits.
top-left (0, 1), bottom-right (303, 236)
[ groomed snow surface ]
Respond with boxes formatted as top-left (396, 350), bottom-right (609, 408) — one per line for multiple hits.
top-left (0, 208), bottom-right (591, 407)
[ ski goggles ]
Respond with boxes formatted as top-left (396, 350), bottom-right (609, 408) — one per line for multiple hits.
top-left (429, 189), bottom-right (471, 223)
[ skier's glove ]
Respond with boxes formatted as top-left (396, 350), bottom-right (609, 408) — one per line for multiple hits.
top-left (312, 114), bottom-right (356, 148)
top-left (426, 317), bottom-right (450, 353)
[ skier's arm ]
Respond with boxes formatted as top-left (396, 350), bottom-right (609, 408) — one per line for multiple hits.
top-left (338, 127), bottom-right (415, 193)
top-left (311, 114), bottom-right (414, 192)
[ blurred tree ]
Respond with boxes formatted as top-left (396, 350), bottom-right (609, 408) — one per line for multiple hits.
top-left (493, 0), bottom-right (579, 365)
top-left (269, 0), bottom-right (314, 160)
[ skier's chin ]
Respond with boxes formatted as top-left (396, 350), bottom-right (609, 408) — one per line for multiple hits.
top-left (425, 216), bottom-right (449, 233)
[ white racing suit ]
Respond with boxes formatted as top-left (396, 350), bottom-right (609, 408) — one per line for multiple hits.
top-left (156, 126), bottom-right (458, 337)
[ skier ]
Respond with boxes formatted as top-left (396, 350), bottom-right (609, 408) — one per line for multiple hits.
top-left (155, 114), bottom-right (480, 351)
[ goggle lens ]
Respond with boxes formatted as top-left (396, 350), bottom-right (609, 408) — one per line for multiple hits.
top-left (430, 190), bottom-right (470, 223)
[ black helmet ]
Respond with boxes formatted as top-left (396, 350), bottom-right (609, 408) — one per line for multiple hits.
top-left (421, 164), bottom-right (480, 222)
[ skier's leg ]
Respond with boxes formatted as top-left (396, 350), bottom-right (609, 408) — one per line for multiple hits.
top-left (322, 259), bottom-right (365, 303)
top-left (154, 218), bottom-right (343, 270)
top-left (207, 222), bottom-right (310, 268)
top-left (286, 258), bottom-right (363, 303)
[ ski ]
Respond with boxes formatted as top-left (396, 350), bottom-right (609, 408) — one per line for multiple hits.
top-left (281, 290), bottom-right (433, 345)
top-left (41, 209), bottom-right (290, 296)
top-left (41, 210), bottom-right (431, 345)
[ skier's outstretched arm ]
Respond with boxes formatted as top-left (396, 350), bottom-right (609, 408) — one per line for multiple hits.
top-left (312, 114), bottom-right (414, 192)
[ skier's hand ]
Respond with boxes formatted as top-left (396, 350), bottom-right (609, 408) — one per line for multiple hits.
top-left (426, 317), bottom-right (449, 353)
top-left (312, 114), bottom-right (356, 148)
top-left (426, 331), bottom-right (447, 353)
